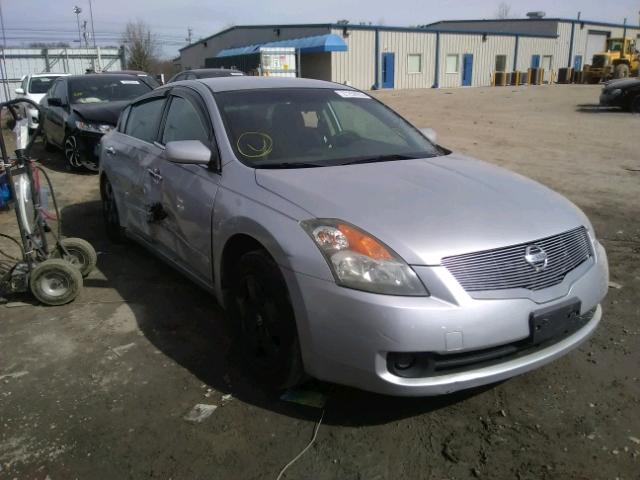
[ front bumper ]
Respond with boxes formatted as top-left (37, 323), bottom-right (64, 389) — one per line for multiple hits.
top-left (599, 91), bottom-right (624, 107)
top-left (75, 130), bottom-right (104, 168)
top-left (286, 241), bottom-right (608, 396)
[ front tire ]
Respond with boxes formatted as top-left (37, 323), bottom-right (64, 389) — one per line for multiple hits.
top-left (29, 259), bottom-right (83, 306)
top-left (64, 134), bottom-right (82, 170)
top-left (630, 96), bottom-right (640, 114)
top-left (53, 237), bottom-right (97, 277)
top-left (614, 64), bottom-right (629, 79)
top-left (231, 250), bottom-right (305, 391)
top-left (101, 176), bottom-right (125, 243)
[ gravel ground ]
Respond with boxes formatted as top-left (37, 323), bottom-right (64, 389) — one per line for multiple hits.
top-left (1, 84), bottom-right (639, 480)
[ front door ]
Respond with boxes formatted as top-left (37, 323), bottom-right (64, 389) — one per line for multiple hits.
top-left (531, 55), bottom-right (541, 69)
top-left (573, 55), bottom-right (583, 72)
top-left (154, 89), bottom-right (219, 283)
top-left (462, 54), bottom-right (474, 86)
top-left (382, 53), bottom-right (395, 88)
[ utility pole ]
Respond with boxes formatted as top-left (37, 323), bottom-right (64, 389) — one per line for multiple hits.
top-left (88, 0), bottom-right (96, 48)
top-left (73, 6), bottom-right (82, 44)
top-left (186, 27), bottom-right (193, 44)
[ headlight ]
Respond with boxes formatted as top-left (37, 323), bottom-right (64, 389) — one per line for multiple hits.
top-left (301, 219), bottom-right (428, 296)
top-left (75, 120), bottom-right (114, 134)
top-left (610, 88), bottom-right (622, 96)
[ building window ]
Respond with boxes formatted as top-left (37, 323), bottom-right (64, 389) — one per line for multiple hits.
top-left (495, 55), bottom-right (507, 72)
top-left (407, 54), bottom-right (422, 74)
top-left (445, 54), bottom-right (459, 74)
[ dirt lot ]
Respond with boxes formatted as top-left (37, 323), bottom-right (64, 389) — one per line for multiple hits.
top-left (1, 85), bottom-right (639, 480)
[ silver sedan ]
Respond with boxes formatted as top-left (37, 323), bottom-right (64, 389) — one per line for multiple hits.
top-left (99, 77), bottom-right (609, 396)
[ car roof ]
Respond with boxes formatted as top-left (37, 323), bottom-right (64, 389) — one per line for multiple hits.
top-left (30, 73), bottom-right (69, 77)
top-left (64, 73), bottom-right (146, 81)
top-left (198, 76), bottom-right (356, 92)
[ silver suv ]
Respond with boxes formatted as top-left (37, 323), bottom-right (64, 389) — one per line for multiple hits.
top-left (99, 77), bottom-right (609, 396)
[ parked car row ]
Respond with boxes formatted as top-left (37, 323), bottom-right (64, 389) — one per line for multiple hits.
top-left (15, 68), bottom-right (245, 171)
top-left (98, 76), bottom-right (609, 396)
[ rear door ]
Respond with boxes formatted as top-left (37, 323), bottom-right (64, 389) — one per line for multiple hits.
top-left (118, 93), bottom-right (168, 241)
top-left (152, 87), bottom-right (220, 283)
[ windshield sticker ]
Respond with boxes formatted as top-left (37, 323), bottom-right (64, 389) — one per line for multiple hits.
top-left (334, 90), bottom-right (370, 99)
top-left (237, 132), bottom-right (273, 158)
top-left (120, 80), bottom-right (140, 85)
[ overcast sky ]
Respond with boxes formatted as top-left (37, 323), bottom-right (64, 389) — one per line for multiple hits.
top-left (2, 0), bottom-right (640, 57)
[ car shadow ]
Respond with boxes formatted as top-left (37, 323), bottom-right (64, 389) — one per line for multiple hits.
top-left (575, 104), bottom-right (626, 114)
top-left (59, 199), bottom-right (493, 427)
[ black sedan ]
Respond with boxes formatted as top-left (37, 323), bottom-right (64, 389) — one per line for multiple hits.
top-left (599, 78), bottom-right (640, 113)
top-left (167, 68), bottom-right (244, 83)
top-left (40, 74), bottom-right (152, 171)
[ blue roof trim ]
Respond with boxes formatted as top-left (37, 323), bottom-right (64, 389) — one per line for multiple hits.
top-left (216, 34), bottom-right (347, 57)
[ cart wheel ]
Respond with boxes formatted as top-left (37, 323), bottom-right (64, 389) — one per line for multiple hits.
top-left (54, 237), bottom-right (97, 277)
top-left (29, 259), bottom-right (83, 306)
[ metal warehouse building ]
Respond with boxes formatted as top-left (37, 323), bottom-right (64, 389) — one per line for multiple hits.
top-left (178, 18), bottom-right (640, 91)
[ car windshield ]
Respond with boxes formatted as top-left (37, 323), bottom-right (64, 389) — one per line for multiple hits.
top-left (68, 77), bottom-right (151, 104)
top-left (28, 76), bottom-right (59, 94)
top-left (215, 88), bottom-right (441, 168)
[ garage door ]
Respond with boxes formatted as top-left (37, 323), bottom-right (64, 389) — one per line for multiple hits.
top-left (585, 31), bottom-right (608, 66)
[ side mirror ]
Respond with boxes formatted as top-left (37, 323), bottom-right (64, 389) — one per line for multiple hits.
top-left (420, 127), bottom-right (437, 144)
top-left (48, 97), bottom-right (64, 107)
top-left (166, 140), bottom-right (212, 165)
top-left (15, 87), bottom-right (25, 95)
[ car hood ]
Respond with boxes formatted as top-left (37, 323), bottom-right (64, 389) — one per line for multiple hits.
top-left (604, 78), bottom-right (640, 90)
top-left (26, 93), bottom-right (46, 105)
top-left (255, 153), bottom-right (591, 265)
top-left (71, 100), bottom-right (129, 125)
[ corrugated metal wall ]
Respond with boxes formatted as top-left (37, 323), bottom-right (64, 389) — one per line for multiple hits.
top-left (570, 22), bottom-right (640, 68)
top-left (0, 47), bottom-right (124, 101)
top-left (516, 37), bottom-right (557, 71)
top-left (378, 31), bottom-right (436, 89)
top-left (330, 29), bottom-right (375, 90)
top-left (438, 34), bottom-right (515, 87)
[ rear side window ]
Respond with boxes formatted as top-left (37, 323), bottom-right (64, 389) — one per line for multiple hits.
top-left (161, 96), bottom-right (209, 145)
top-left (125, 98), bottom-right (165, 143)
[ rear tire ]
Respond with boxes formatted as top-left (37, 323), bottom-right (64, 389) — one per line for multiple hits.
top-left (230, 250), bottom-right (305, 391)
top-left (29, 259), bottom-right (83, 306)
top-left (101, 176), bottom-right (125, 243)
top-left (614, 64), bottom-right (629, 79)
top-left (54, 237), bottom-right (97, 277)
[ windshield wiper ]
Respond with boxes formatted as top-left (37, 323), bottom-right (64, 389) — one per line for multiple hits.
top-left (339, 154), bottom-right (421, 166)
top-left (257, 162), bottom-right (326, 169)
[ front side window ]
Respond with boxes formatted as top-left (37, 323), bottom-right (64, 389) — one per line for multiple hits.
top-left (495, 55), bottom-right (507, 72)
top-left (407, 54), bottom-right (422, 74)
top-left (125, 98), bottom-right (165, 143)
top-left (162, 96), bottom-right (209, 145)
top-left (216, 88), bottom-right (441, 168)
top-left (28, 76), bottom-right (59, 94)
top-left (446, 54), bottom-right (459, 74)
top-left (68, 77), bottom-right (151, 104)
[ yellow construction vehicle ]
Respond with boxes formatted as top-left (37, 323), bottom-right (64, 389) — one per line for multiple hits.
top-left (585, 38), bottom-right (639, 82)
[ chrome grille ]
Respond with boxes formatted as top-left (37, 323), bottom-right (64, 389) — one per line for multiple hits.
top-left (442, 227), bottom-right (593, 292)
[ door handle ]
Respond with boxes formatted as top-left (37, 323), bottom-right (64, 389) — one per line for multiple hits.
top-left (105, 146), bottom-right (116, 155)
top-left (147, 168), bottom-right (163, 182)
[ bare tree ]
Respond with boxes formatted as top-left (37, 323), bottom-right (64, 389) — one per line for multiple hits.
top-left (122, 20), bottom-right (159, 71)
top-left (495, 2), bottom-right (512, 19)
